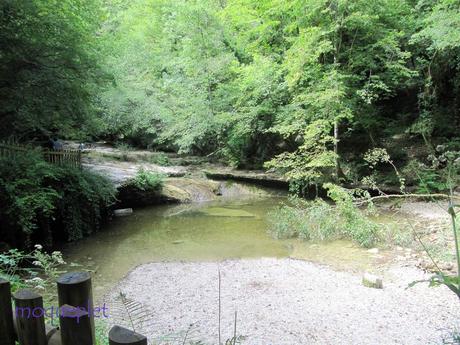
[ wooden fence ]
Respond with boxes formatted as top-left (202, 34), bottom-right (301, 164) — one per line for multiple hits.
top-left (0, 272), bottom-right (148, 345)
top-left (0, 142), bottom-right (82, 169)
top-left (43, 149), bottom-right (82, 168)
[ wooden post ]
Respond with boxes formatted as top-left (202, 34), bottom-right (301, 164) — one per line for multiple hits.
top-left (0, 278), bottom-right (15, 345)
top-left (59, 304), bottom-right (93, 345)
top-left (56, 272), bottom-right (95, 343)
top-left (109, 325), bottom-right (147, 345)
top-left (13, 289), bottom-right (47, 345)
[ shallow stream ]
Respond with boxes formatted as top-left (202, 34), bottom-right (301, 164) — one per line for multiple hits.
top-left (63, 191), bottom-right (391, 298)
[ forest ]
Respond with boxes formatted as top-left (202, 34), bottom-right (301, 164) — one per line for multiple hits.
top-left (1, 1), bottom-right (460, 344)
top-left (1, 0), bottom-right (460, 247)
top-left (1, 0), bottom-right (459, 164)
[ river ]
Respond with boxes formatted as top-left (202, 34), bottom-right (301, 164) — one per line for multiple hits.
top-left (62, 193), bottom-right (383, 299)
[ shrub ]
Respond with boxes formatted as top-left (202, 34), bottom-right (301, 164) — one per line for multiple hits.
top-left (115, 142), bottom-right (134, 161)
top-left (0, 244), bottom-right (66, 299)
top-left (268, 184), bottom-right (384, 248)
top-left (0, 150), bottom-right (60, 247)
top-left (149, 152), bottom-right (170, 166)
top-left (267, 199), bottom-right (311, 239)
top-left (402, 159), bottom-right (448, 193)
top-left (0, 151), bottom-right (116, 248)
top-left (51, 166), bottom-right (116, 242)
top-left (268, 198), bottom-right (340, 241)
top-left (325, 183), bottom-right (381, 247)
top-left (130, 168), bottom-right (165, 191)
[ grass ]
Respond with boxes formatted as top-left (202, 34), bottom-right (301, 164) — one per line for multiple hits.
top-left (267, 196), bottom-right (404, 248)
top-left (149, 152), bottom-right (171, 166)
top-left (95, 319), bottom-right (109, 345)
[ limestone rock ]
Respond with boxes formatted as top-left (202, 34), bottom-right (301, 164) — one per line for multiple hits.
top-left (113, 208), bottom-right (133, 217)
top-left (362, 273), bottom-right (383, 289)
top-left (161, 184), bottom-right (191, 203)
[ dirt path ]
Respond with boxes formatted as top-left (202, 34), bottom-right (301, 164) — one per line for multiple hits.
top-left (105, 258), bottom-right (459, 345)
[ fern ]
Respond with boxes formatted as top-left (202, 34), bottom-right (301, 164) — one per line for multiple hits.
top-left (109, 291), bottom-right (156, 344)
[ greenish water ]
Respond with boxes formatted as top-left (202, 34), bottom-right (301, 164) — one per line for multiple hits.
top-left (63, 196), bottom-right (384, 297)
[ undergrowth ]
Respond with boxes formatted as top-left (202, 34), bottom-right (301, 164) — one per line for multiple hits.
top-left (268, 184), bottom-right (395, 248)
top-left (0, 150), bottom-right (116, 248)
top-left (129, 169), bottom-right (165, 191)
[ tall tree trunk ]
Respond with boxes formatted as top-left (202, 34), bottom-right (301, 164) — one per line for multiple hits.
top-left (334, 121), bottom-right (340, 179)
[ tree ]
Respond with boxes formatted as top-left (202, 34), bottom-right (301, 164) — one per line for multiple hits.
top-left (0, 0), bottom-right (106, 140)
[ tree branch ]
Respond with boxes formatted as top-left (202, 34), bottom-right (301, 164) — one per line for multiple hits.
top-left (354, 193), bottom-right (460, 205)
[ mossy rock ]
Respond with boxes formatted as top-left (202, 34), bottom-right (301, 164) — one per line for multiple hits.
top-left (161, 184), bottom-right (191, 203)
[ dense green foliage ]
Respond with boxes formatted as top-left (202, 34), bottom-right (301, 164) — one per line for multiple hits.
top-left (1, 0), bottom-right (459, 247)
top-left (129, 168), bottom-right (165, 191)
top-left (0, 151), bottom-right (116, 248)
top-left (96, 0), bottom-right (460, 178)
top-left (1, 0), bottom-right (459, 181)
top-left (0, 0), bottom-right (106, 140)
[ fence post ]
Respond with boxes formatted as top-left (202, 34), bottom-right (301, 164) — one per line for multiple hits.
top-left (0, 278), bottom-right (15, 345)
top-left (56, 272), bottom-right (95, 344)
top-left (1, 143), bottom-right (81, 167)
top-left (13, 289), bottom-right (47, 345)
top-left (59, 304), bottom-right (93, 345)
top-left (108, 325), bottom-right (147, 345)
top-left (12, 312), bottom-right (57, 341)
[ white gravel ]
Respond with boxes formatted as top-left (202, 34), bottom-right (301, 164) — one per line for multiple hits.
top-left (105, 258), bottom-right (459, 345)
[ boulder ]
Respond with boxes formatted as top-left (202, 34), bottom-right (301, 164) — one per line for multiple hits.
top-left (362, 273), bottom-right (383, 289)
top-left (161, 184), bottom-right (191, 203)
top-left (113, 208), bottom-right (133, 217)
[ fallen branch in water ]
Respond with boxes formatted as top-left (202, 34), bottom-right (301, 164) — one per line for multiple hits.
top-left (354, 193), bottom-right (460, 205)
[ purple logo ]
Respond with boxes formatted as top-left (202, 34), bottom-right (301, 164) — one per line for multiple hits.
top-left (15, 301), bottom-right (109, 323)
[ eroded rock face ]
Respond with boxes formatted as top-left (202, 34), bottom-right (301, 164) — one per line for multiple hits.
top-left (116, 178), bottom-right (285, 208)
top-left (81, 145), bottom-right (287, 207)
top-left (82, 159), bottom-right (185, 186)
top-left (164, 178), bottom-right (221, 202)
top-left (204, 169), bottom-right (288, 188)
top-left (161, 183), bottom-right (192, 203)
top-left (117, 178), bottom-right (222, 207)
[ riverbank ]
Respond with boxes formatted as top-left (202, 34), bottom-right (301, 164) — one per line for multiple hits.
top-left (75, 141), bottom-right (288, 205)
top-left (376, 200), bottom-right (455, 272)
top-left (58, 194), bottom-right (460, 344)
top-left (54, 144), bottom-right (459, 344)
top-left (75, 141), bottom-right (457, 272)
top-left (77, 142), bottom-right (286, 188)
top-left (105, 258), bottom-right (459, 345)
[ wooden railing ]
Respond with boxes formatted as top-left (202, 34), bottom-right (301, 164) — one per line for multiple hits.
top-left (43, 149), bottom-right (82, 168)
top-left (0, 142), bottom-right (82, 169)
top-left (0, 273), bottom-right (148, 345)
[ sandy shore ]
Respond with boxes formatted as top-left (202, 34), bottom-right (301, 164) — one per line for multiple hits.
top-left (105, 258), bottom-right (459, 345)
